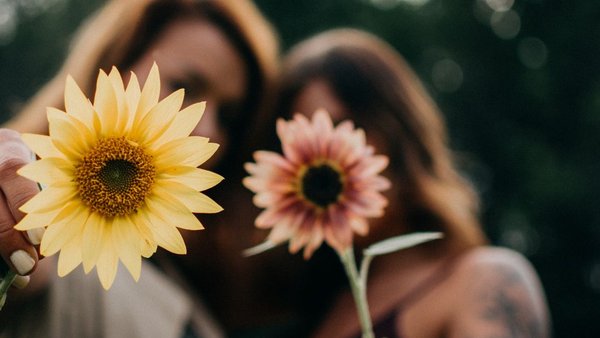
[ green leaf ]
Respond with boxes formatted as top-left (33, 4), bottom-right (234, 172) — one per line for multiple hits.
top-left (364, 232), bottom-right (443, 257)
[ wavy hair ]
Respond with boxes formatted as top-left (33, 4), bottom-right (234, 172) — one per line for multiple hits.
top-left (277, 29), bottom-right (485, 252)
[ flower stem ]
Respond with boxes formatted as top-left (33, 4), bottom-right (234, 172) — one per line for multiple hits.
top-left (339, 248), bottom-right (374, 338)
top-left (0, 270), bottom-right (17, 310)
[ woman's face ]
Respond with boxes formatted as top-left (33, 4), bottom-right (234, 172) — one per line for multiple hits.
top-left (129, 16), bottom-right (247, 168)
top-left (289, 78), bottom-right (348, 124)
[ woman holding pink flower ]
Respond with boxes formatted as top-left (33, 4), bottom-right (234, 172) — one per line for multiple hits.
top-left (254, 28), bottom-right (551, 338)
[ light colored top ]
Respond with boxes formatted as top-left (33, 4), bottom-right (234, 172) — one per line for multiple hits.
top-left (0, 259), bottom-right (224, 338)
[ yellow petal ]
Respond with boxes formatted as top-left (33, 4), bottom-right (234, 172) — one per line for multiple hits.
top-left (133, 89), bottom-right (184, 144)
top-left (129, 212), bottom-right (155, 243)
top-left (19, 183), bottom-right (77, 213)
top-left (17, 157), bottom-right (73, 186)
top-left (14, 208), bottom-right (61, 231)
top-left (57, 235), bottom-right (83, 277)
top-left (154, 102), bottom-right (206, 146)
top-left (160, 166), bottom-right (224, 191)
top-left (112, 217), bottom-right (142, 281)
top-left (125, 72), bottom-right (141, 128)
top-left (145, 191), bottom-right (205, 230)
top-left (47, 108), bottom-right (91, 159)
top-left (40, 204), bottom-right (88, 256)
top-left (94, 70), bottom-right (119, 137)
top-left (108, 67), bottom-right (128, 132)
top-left (130, 212), bottom-right (157, 258)
top-left (154, 137), bottom-right (218, 168)
top-left (154, 180), bottom-right (222, 214)
top-left (181, 191), bottom-right (222, 214)
top-left (20, 133), bottom-right (62, 159)
top-left (136, 63), bottom-right (160, 123)
top-left (143, 211), bottom-right (186, 254)
top-left (96, 236), bottom-right (118, 290)
top-left (64, 75), bottom-right (96, 128)
top-left (141, 240), bottom-right (157, 258)
top-left (81, 212), bottom-right (105, 273)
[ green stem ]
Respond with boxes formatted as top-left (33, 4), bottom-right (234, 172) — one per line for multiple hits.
top-left (0, 270), bottom-right (17, 311)
top-left (339, 248), bottom-right (374, 338)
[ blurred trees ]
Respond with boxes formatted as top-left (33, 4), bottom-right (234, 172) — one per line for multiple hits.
top-left (1, 0), bottom-right (599, 336)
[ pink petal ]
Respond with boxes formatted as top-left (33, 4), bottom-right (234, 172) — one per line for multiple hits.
top-left (344, 191), bottom-right (387, 218)
top-left (253, 151), bottom-right (296, 174)
top-left (302, 226), bottom-right (324, 259)
top-left (350, 155), bottom-right (389, 178)
top-left (255, 196), bottom-right (301, 228)
top-left (352, 176), bottom-right (392, 191)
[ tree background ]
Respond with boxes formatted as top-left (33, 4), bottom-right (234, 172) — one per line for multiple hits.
top-left (1, 0), bottom-right (599, 336)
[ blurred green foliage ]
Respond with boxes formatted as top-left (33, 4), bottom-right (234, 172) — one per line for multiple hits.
top-left (1, 0), bottom-right (599, 336)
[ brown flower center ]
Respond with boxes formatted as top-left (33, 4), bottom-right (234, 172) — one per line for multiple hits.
top-left (300, 163), bottom-right (344, 208)
top-left (75, 137), bottom-right (155, 217)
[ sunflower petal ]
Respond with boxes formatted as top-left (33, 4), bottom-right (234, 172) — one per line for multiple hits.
top-left (112, 217), bottom-right (142, 281)
top-left (145, 193), bottom-right (204, 230)
top-left (143, 211), bottom-right (187, 254)
top-left (47, 108), bottom-right (90, 159)
top-left (20, 133), bottom-right (62, 159)
top-left (108, 67), bottom-right (128, 131)
top-left (135, 89), bottom-right (184, 144)
top-left (82, 212), bottom-right (105, 273)
top-left (14, 208), bottom-right (61, 231)
top-left (160, 166), bottom-right (223, 191)
top-left (64, 75), bottom-right (96, 127)
top-left (155, 102), bottom-right (206, 145)
top-left (130, 212), bottom-right (157, 258)
top-left (96, 237), bottom-right (119, 290)
top-left (17, 157), bottom-right (73, 185)
top-left (19, 183), bottom-right (77, 214)
top-left (154, 137), bottom-right (218, 168)
top-left (40, 204), bottom-right (88, 257)
top-left (125, 72), bottom-right (141, 128)
top-left (57, 235), bottom-right (83, 277)
top-left (136, 63), bottom-right (160, 120)
top-left (94, 70), bottom-right (119, 137)
top-left (154, 181), bottom-right (220, 214)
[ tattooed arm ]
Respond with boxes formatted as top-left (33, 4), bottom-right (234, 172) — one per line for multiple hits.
top-left (447, 247), bottom-right (551, 338)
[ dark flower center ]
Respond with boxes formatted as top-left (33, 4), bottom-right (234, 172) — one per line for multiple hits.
top-left (300, 164), bottom-right (343, 208)
top-left (75, 137), bottom-right (155, 217)
top-left (98, 160), bottom-right (138, 193)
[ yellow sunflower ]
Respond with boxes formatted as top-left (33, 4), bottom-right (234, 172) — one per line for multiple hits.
top-left (15, 64), bottom-right (223, 289)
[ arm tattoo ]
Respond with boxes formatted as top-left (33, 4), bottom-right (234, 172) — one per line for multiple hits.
top-left (469, 265), bottom-right (547, 338)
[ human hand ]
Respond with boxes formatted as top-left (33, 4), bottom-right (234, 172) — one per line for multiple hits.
top-left (0, 128), bottom-right (43, 293)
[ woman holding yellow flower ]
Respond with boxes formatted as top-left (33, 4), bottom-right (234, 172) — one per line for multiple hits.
top-left (265, 29), bottom-right (552, 338)
top-left (0, 0), bottom-right (281, 337)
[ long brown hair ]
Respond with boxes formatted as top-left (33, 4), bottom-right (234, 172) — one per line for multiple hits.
top-left (5, 0), bottom-right (279, 154)
top-left (277, 29), bottom-right (485, 252)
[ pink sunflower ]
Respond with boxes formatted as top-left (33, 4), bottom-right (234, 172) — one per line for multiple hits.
top-left (243, 110), bottom-right (390, 258)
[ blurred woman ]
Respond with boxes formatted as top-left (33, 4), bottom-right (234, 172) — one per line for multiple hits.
top-left (274, 28), bottom-right (551, 338)
top-left (0, 0), bottom-right (280, 337)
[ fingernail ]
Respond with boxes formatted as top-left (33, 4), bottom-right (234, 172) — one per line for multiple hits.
top-left (26, 228), bottom-right (45, 245)
top-left (13, 275), bottom-right (30, 289)
top-left (10, 250), bottom-right (35, 275)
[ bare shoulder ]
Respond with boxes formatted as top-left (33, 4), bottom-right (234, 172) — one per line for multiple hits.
top-left (454, 246), bottom-right (539, 278)
top-left (445, 246), bottom-right (551, 338)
